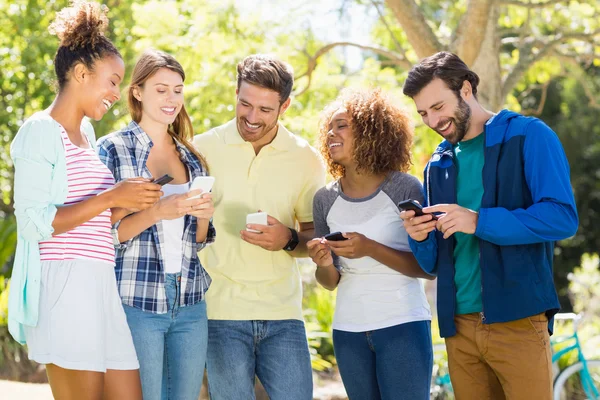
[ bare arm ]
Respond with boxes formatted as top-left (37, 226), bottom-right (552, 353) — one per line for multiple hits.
top-left (115, 207), bottom-right (159, 243)
top-left (307, 238), bottom-right (340, 291)
top-left (315, 263), bottom-right (341, 291)
top-left (52, 191), bottom-right (117, 236)
top-left (327, 232), bottom-right (434, 280)
top-left (53, 180), bottom-right (162, 236)
top-left (365, 240), bottom-right (434, 280)
top-left (288, 221), bottom-right (315, 257)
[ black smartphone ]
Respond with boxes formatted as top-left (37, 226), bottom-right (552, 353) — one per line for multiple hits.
top-left (324, 231), bottom-right (348, 241)
top-left (397, 199), bottom-right (438, 220)
top-left (152, 174), bottom-right (174, 186)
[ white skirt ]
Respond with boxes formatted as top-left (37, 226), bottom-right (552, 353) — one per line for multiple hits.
top-left (24, 259), bottom-right (139, 372)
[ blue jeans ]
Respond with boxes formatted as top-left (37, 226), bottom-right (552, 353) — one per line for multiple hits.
top-left (333, 320), bottom-right (433, 400)
top-left (123, 273), bottom-right (208, 400)
top-left (206, 319), bottom-right (313, 400)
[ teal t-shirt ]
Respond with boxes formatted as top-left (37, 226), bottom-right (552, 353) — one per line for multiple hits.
top-left (453, 132), bottom-right (484, 314)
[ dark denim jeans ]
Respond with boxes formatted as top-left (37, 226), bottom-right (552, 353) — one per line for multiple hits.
top-left (123, 273), bottom-right (208, 400)
top-left (333, 320), bottom-right (433, 400)
top-left (206, 319), bottom-right (313, 400)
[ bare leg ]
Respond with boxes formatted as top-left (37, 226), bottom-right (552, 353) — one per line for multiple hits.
top-left (46, 364), bottom-right (104, 400)
top-left (103, 369), bottom-right (143, 400)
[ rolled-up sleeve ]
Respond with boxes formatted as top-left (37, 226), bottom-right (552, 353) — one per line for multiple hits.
top-left (11, 119), bottom-right (61, 242)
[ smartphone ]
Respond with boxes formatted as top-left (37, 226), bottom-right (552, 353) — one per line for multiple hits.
top-left (188, 176), bottom-right (215, 200)
top-left (152, 174), bottom-right (174, 186)
top-left (324, 231), bottom-right (348, 241)
top-left (397, 199), bottom-right (438, 220)
top-left (246, 211), bottom-right (268, 233)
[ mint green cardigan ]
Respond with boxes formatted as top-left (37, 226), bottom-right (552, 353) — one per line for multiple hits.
top-left (9, 112), bottom-right (96, 344)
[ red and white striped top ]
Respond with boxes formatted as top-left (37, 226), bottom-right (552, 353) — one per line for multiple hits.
top-left (39, 126), bottom-right (115, 265)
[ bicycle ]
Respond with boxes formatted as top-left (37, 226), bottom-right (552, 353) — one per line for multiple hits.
top-left (429, 313), bottom-right (600, 400)
top-left (552, 312), bottom-right (600, 400)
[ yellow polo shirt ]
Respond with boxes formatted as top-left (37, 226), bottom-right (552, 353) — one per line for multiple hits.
top-left (193, 119), bottom-right (325, 320)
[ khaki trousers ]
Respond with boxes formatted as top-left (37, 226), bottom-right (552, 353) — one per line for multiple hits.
top-left (445, 312), bottom-right (553, 400)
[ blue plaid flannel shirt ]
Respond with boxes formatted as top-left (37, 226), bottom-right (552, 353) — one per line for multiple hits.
top-left (97, 121), bottom-right (215, 313)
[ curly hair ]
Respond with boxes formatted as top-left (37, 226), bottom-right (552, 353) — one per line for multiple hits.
top-left (318, 89), bottom-right (414, 179)
top-left (49, 0), bottom-right (120, 90)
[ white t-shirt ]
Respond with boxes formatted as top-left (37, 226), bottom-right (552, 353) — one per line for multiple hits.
top-left (161, 183), bottom-right (189, 274)
top-left (313, 172), bottom-right (431, 332)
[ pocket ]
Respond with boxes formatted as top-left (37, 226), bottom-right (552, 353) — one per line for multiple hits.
top-left (526, 313), bottom-right (549, 347)
top-left (46, 263), bottom-right (73, 313)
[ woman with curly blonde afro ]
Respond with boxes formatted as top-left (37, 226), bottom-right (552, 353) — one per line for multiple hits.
top-left (308, 89), bottom-right (434, 399)
top-left (9, 2), bottom-right (163, 399)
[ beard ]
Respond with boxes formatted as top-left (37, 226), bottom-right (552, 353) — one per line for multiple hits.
top-left (236, 114), bottom-right (280, 143)
top-left (434, 96), bottom-right (471, 145)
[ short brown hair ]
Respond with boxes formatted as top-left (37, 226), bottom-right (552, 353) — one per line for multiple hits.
top-left (318, 89), bottom-right (414, 179)
top-left (403, 52), bottom-right (480, 99)
top-left (236, 54), bottom-right (294, 104)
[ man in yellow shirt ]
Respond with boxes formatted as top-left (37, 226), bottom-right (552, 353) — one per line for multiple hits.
top-left (194, 54), bottom-right (325, 400)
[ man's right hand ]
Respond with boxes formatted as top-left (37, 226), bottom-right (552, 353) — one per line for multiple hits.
top-left (400, 210), bottom-right (438, 242)
top-left (108, 178), bottom-right (163, 211)
top-left (307, 238), bottom-right (334, 268)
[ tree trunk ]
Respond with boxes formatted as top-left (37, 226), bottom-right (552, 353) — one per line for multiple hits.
top-left (469, 4), bottom-right (503, 111)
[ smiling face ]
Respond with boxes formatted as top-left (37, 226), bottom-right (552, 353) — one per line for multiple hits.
top-left (133, 67), bottom-right (184, 127)
top-left (81, 55), bottom-right (124, 121)
top-left (413, 78), bottom-right (472, 144)
top-left (235, 81), bottom-right (290, 147)
top-left (326, 108), bottom-right (355, 167)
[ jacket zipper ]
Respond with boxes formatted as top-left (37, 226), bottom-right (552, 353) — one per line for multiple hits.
top-left (480, 125), bottom-right (487, 323)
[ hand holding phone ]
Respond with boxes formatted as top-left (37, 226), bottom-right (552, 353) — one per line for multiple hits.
top-left (397, 199), bottom-right (438, 220)
top-left (246, 211), bottom-right (268, 233)
top-left (324, 231), bottom-right (348, 241)
top-left (152, 174), bottom-right (174, 186)
top-left (188, 176), bottom-right (215, 200)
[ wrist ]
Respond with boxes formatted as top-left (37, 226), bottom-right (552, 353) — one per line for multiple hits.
top-left (364, 238), bottom-right (377, 257)
top-left (317, 263), bottom-right (335, 269)
top-left (100, 189), bottom-right (118, 209)
top-left (147, 205), bottom-right (162, 223)
top-left (282, 228), bottom-right (299, 251)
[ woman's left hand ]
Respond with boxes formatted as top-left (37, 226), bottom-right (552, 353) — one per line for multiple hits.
top-left (326, 232), bottom-right (373, 259)
top-left (187, 193), bottom-right (214, 220)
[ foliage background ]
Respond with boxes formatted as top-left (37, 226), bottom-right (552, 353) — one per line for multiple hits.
top-left (0, 0), bottom-right (598, 382)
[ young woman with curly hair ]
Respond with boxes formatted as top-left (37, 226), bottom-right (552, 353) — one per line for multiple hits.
top-left (308, 89), bottom-right (434, 400)
top-left (9, 2), bottom-right (163, 399)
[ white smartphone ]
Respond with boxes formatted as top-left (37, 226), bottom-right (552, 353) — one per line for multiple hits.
top-left (246, 211), bottom-right (268, 233)
top-left (188, 176), bottom-right (215, 200)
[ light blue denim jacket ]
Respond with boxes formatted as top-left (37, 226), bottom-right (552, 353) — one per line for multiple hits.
top-left (9, 112), bottom-right (96, 344)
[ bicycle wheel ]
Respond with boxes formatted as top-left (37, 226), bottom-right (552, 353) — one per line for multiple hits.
top-left (553, 359), bottom-right (600, 400)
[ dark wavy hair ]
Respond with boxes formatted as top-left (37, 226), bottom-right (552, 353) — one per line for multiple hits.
top-left (49, 0), bottom-right (121, 91)
top-left (403, 51), bottom-right (480, 99)
top-left (318, 89), bottom-right (414, 179)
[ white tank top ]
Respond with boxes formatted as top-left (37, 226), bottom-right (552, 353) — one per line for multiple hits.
top-left (161, 183), bottom-right (189, 274)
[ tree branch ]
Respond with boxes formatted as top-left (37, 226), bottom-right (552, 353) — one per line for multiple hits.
top-left (554, 52), bottom-right (600, 109)
top-left (501, 27), bottom-right (600, 99)
top-left (502, 44), bottom-right (554, 100)
top-left (294, 42), bottom-right (410, 96)
top-left (370, 0), bottom-right (407, 58)
top-left (451, 0), bottom-right (494, 65)
top-left (384, 0), bottom-right (442, 58)
top-left (521, 80), bottom-right (551, 116)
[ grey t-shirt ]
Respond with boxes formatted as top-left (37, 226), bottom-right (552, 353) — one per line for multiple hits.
top-left (312, 171), bottom-right (431, 332)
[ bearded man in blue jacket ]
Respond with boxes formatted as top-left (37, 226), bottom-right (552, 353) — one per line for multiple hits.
top-left (400, 52), bottom-right (578, 400)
